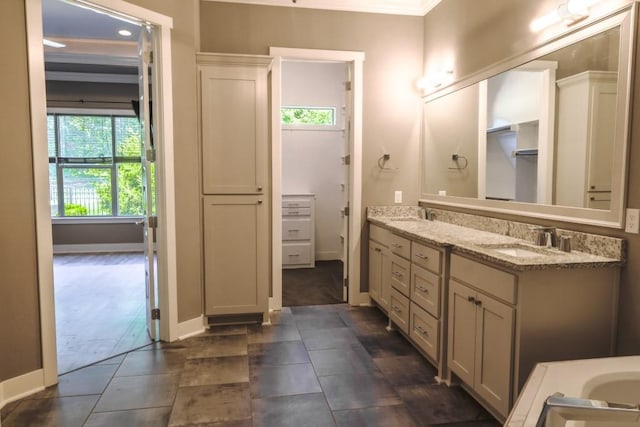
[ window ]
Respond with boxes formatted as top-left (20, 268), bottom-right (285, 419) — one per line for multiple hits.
top-left (281, 106), bottom-right (336, 126)
top-left (47, 113), bottom-right (148, 217)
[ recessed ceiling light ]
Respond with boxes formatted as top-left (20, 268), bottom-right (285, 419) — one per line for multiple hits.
top-left (43, 38), bottom-right (66, 48)
top-left (118, 29), bottom-right (132, 37)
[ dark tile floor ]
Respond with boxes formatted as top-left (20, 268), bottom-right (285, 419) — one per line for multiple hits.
top-left (282, 261), bottom-right (344, 306)
top-left (1, 304), bottom-right (501, 427)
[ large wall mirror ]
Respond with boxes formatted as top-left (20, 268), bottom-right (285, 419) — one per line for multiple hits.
top-left (420, 7), bottom-right (634, 228)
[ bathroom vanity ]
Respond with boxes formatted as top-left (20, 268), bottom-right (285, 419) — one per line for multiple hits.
top-left (367, 207), bottom-right (624, 422)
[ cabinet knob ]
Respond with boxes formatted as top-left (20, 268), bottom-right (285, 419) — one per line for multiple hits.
top-left (468, 296), bottom-right (476, 303)
top-left (257, 186), bottom-right (263, 191)
top-left (258, 200), bottom-right (263, 204)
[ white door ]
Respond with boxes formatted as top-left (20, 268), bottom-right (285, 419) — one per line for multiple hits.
top-left (139, 25), bottom-right (158, 340)
top-left (341, 64), bottom-right (352, 302)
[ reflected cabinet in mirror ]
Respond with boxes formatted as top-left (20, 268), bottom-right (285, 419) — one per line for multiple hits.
top-left (421, 7), bottom-right (634, 228)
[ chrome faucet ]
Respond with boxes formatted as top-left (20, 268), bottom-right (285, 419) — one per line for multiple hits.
top-left (536, 393), bottom-right (640, 427)
top-left (426, 209), bottom-right (436, 221)
top-left (535, 227), bottom-right (557, 247)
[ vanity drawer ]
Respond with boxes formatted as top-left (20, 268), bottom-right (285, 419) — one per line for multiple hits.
top-left (389, 233), bottom-right (411, 259)
top-left (411, 241), bottom-right (442, 274)
top-left (370, 224), bottom-right (391, 246)
top-left (282, 207), bottom-right (311, 216)
top-left (282, 243), bottom-right (312, 266)
top-left (390, 254), bottom-right (411, 297)
top-left (282, 199), bottom-right (312, 208)
top-left (411, 264), bottom-right (441, 318)
top-left (389, 287), bottom-right (410, 334)
top-left (282, 218), bottom-right (311, 241)
top-left (450, 254), bottom-right (517, 304)
top-left (409, 302), bottom-right (439, 362)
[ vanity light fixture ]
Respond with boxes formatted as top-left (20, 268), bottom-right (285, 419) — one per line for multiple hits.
top-left (530, 0), bottom-right (603, 32)
top-left (43, 38), bottom-right (66, 48)
top-left (118, 29), bottom-right (132, 37)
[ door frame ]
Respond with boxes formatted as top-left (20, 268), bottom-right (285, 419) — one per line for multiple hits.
top-left (268, 47), bottom-right (368, 309)
top-left (25, 0), bottom-right (178, 387)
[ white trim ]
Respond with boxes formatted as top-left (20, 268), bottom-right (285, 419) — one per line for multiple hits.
top-left (53, 243), bottom-right (144, 254)
top-left (269, 47), bottom-right (366, 308)
top-left (26, 0), bottom-right (179, 391)
top-left (45, 52), bottom-right (138, 67)
top-left (0, 370), bottom-right (45, 411)
top-left (51, 216), bottom-right (143, 225)
top-left (201, 0), bottom-right (441, 16)
top-left (26, 0), bottom-right (58, 388)
top-left (177, 315), bottom-right (206, 340)
top-left (47, 108), bottom-right (135, 116)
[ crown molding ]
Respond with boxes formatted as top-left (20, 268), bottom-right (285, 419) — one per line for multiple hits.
top-left (202, 0), bottom-right (441, 16)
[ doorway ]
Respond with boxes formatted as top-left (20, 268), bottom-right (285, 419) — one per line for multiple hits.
top-left (280, 60), bottom-right (349, 307)
top-left (26, 0), bottom-right (177, 387)
top-left (269, 47), bottom-right (367, 311)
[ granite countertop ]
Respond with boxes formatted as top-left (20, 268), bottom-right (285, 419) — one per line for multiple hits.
top-left (369, 215), bottom-right (623, 272)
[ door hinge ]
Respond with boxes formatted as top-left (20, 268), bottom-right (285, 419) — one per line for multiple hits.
top-left (345, 81), bottom-right (352, 91)
top-left (344, 277), bottom-right (349, 288)
top-left (151, 308), bottom-right (160, 320)
top-left (148, 216), bottom-right (158, 229)
top-left (145, 50), bottom-right (153, 64)
top-left (343, 154), bottom-right (351, 165)
top-left (146, 148), bottom-right (156, 162)
top-left (343, 206), bottom-right (350, 217)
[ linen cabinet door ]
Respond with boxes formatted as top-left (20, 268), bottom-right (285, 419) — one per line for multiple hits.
top-left (200, 64), bottom-right (267, 195)
top-left (447, 280), bottom-right (476, 387)
top-left (368, 241), bottom-right (383, 304)
top-left (203, 195), bottom-right (268, 315)
top-left (474, 294), bottom-right (514, 418)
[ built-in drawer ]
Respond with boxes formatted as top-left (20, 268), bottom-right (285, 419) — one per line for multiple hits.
top-left (282, 243), bottom-right (312, 266)
top-left (282, 199), bottom-right (312, 208)
top-left (411, 241), bottom-right (442, 274)
top-left (409, 302), bottom-right (439, 362)
top-left (282, 207), bottom-right (311, 216)
top-left (389, 287), bottom-right (410, 334)
top-left (282, 218), bottom-right (311, 241)
top-left (370, 224), bottom-right (390, 246)
top-left (389, 233), bottom-right (411, 259)
top-left (450, 254), bottom-right (517, 304)
top-left (390, 254), bottom-right (411, 297)
top-left (410, 264), bottom-right (441, 318)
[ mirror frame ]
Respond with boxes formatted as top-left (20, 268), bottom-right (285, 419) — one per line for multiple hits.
top-left (420, 5), bottom-right (635, 228)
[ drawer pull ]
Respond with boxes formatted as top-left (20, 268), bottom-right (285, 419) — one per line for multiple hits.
top-left (288, 210), bottom-right (299, 214)
top-left (391, 243), bottom-right (403, 249)
top-left (416, 285), bottom-right (429, 293)
top-left (288, 229), bottom-right (300, 232)
top-left (392, 271), bottom-right (403, 278)
top-left (374, 247), bottom-right (382, 253)
top-left (415, 326), bottom-right (428, 336)
top-left (392, 306), bottom-right (402, 314)
top-left (468, 296), bottom-right (476, 303)
top-left (288, 254), bottom-right (300, 257)
top-left (474, 299), bottom-right (482, 306)
top-left (288, 203), bottom-right (299, 206)
top-left (415, 253), bottom-right (428, 260)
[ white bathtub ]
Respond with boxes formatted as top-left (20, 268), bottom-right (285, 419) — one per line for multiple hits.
top-left (506, 356), bottom-right (640, 427)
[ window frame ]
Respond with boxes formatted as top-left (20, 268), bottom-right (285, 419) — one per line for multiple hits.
top-left (47, 109), bottom-right (145, 220)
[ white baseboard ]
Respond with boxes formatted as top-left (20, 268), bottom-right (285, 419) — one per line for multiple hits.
top-left (315, 251), bottom-right (341, 261)
top-left (0, 369), bottom-right (45, 413)
top-left (53, 243), bottom-right (144, 254)
top-left (177, 315), bottom-right (206, 340)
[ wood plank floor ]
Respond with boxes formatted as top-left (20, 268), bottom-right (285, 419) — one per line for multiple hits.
top-left (53, 252), bottom-right (152, 374)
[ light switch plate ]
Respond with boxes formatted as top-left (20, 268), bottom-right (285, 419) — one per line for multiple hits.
top-left (625, 208), bottom-right (640, 233)
top-left (394, 190), bottom-right (402, 204)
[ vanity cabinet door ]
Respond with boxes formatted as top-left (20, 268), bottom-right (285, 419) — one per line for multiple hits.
top-left (474, 292), bottom-right (514, 418)
top-left (369, 241), bottom-right (390, 311)
top-left (448, 280), bottom-right (477, 386)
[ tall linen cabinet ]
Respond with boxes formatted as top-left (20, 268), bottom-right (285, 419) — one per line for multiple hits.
top-left (197, 53), bottom-right (272, 322)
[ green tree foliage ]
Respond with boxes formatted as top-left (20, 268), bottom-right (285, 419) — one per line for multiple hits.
top-left (281, 107), bottom-right (334, 125)
top-left (64, 203), bottom-right (88, 216)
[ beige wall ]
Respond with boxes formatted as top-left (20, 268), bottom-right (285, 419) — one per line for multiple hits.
top-left (423, 0), bottom-right (640, 354)
top-left (199, 2), bottom-right (424, 209)
top-left (0, 0), bottom-right (43, 382)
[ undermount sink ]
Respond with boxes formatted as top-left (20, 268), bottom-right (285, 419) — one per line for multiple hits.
top-left (480, 243), bottom-right (559, 258)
